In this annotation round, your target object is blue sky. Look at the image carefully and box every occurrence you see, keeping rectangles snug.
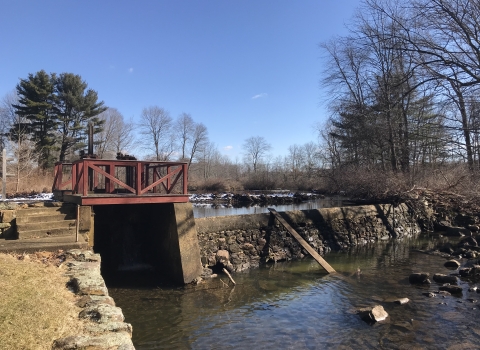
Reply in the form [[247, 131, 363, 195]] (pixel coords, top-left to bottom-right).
[[1, 0, 361, 159]]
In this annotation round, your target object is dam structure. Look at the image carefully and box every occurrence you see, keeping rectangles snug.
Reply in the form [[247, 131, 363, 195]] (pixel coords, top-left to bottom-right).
[[0, 156, 422, 285], [52, 158, 203, 284]]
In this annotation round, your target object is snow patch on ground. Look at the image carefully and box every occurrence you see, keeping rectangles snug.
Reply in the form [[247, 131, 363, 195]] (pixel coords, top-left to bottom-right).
[[0, 192, 54, 202]]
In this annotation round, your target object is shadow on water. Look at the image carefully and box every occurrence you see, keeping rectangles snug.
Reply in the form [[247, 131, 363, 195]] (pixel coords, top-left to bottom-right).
[[106, 236, 480, 349]]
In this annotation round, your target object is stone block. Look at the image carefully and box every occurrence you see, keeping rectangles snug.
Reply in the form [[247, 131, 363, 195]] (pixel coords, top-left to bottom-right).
[[79, 303, 125, 323], [69, 275, 109, 296], [52, 332, 134, 350], [0, 210, 15, 223], [78, 205, 92, 232]]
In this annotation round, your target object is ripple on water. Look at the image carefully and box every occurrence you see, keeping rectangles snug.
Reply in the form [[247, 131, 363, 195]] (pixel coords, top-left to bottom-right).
[[107, 239, 480, 349]]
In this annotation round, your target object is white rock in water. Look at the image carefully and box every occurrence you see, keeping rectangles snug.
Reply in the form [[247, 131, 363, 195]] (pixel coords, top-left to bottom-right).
[[358, 305, 389, 323], [394, 298, 410, 305]]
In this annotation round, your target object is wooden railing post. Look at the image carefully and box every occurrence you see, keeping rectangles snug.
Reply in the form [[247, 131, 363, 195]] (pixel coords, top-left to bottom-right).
[[136, 162, 142, 195], [53, 163, 63, 191], [183, 163, 188, 194], [166, 165, 171, 193], [83, 160, 88, 196]]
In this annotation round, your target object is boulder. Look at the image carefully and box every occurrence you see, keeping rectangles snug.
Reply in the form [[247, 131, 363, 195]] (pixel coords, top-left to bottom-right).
[[393, 298, 409, 305], [465, 251, 477, 259], [75, 295, 116, 308], [438, 243, 454, 254], [409, 272, 430, 284], [439, 285, 463, 294], [433, 273, 458, 285], [444, 260, 461, 268], [434, 221, 451, 231], [459, 268, 472, 277], [357, 305, 388, 323], [68, 275, 109, 296], [52, 333, 134, 350], [468, 225, 479, 232], [445, 227, 470, 237], [459, 236, 478, 247], [85, 322, 133, 336], [79, 303, 125, 323], [215, 250, 230, 264]]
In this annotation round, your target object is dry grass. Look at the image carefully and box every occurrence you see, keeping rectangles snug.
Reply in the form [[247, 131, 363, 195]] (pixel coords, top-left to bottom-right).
[[0, 252, 85, 350], [6, 173, 54, 196]]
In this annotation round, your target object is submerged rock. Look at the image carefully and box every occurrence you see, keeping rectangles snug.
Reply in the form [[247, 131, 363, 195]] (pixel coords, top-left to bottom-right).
[[439, 285, 463, 294], [394, 298, 409, 305], [357, 305, 389, 323], [433, 273, 458, 285], [445, 227, 470, 237], [409, 272, 431, 284], [444, 260, 461, 268]]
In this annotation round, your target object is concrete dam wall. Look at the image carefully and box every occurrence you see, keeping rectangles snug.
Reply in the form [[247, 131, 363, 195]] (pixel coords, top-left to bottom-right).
[[195, 204, 421, 272]]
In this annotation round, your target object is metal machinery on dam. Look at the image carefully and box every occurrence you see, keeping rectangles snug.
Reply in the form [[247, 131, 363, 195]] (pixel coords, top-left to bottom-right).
[[52, 157, 203, 284]]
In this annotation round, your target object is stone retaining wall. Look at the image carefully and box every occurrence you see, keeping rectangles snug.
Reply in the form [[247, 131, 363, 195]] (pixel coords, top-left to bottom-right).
[[52, 249, 135, 350], [196, 204, 421, 272]]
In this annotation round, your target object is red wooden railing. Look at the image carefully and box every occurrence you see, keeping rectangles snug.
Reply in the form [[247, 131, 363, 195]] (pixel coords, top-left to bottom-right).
[[53, 159, 188, 196]]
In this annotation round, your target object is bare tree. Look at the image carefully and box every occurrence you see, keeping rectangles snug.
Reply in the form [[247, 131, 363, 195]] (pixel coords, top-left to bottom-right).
[[369, 0, 480, 169], [8, 138, 40, 192], [174, 113, 195, 160], [139, 106, 172, 161], [1, 91, 39, 191], [0, 91, 19, 151], [242, 136, 272, 173], [96, 108, 135, 158], [287, 144, 305, 181], [173, 113, 209, 168], [187, 123, 208, 169]]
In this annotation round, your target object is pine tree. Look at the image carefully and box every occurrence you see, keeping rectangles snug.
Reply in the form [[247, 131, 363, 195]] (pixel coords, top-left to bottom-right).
[[12, 70, 58, 169]]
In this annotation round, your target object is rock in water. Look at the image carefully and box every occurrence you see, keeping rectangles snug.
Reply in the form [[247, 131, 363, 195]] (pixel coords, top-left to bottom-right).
[[394, 298, 410, 305], [433, 273, 458, 284], [444, 260, 461, 268], [409, 272, 430, 284], [439, 285, 463, 294], [358, 305, 389, 323], [445, 227, 470, 237]]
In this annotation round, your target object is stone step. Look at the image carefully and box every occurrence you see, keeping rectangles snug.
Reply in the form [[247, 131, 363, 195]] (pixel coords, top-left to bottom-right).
[[16, 213, 76, 224], [17, 226, 77, 239], [0, 235, 88, 253], [16, 205, 76, 218], [17, 219, 76, 232]]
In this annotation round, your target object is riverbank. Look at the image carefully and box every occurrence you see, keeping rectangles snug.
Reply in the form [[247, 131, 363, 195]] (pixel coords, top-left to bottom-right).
[[0, 251, 83, 349], [0, 250, 134, 350]]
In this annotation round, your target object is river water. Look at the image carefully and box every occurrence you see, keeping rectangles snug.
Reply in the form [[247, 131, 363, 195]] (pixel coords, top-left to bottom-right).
[[106, 236, 480, 349], [191, 196, 347, 218]]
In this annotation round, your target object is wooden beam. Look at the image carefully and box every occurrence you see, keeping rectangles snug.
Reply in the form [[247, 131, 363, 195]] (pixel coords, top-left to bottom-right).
[[65, 194, 190, 205], [268, 208, 336, 274]]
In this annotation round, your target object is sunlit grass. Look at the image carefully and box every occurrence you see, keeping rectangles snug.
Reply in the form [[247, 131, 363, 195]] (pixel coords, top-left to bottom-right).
[[0, 253, 85, 350]]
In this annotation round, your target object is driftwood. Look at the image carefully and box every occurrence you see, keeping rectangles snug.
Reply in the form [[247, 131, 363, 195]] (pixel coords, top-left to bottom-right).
[[222, 268, 236, 285]]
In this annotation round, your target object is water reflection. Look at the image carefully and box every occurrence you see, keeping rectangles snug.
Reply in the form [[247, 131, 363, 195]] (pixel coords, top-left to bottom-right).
[[107, 237, 480, 349], [192, 196, 347, 218]]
